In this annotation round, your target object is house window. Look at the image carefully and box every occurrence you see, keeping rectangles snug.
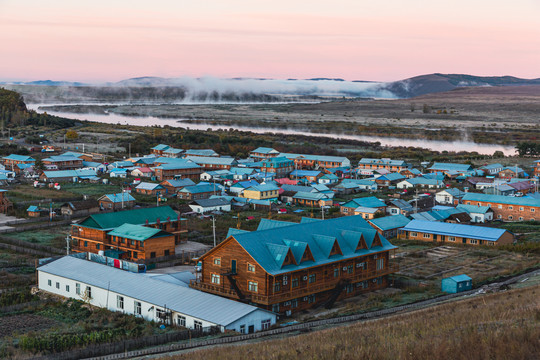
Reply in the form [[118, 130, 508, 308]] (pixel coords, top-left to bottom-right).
[[448, 236, 456, 242], [96, 244, 100, 250], [519, 217, 523, 221], [66, 285, 70, 292], [84, 241, 88, 247], [85, 286, 92, 299], [239, 324, 246, 334], [308, 294, 316, 304], [117, 295, 124, 309], [274, 282, 281, 292], [498, 205, 502, 209], [531, 208, 535, 212], [247, 264, 256, 272], [423, 233, 431, 239], [291, 299, 298, 308], [411, 232, 417, 237], [497, 214, 502, 219], [470, 239, 478, 245], [248, 281, 258, 292], [151, 252, 156, 258], [76, 283, 80, 295], [272, 304, 280, 313], [135, 301, 142, 315], [292, 278, 299, 288], [194, 320, 203, 331], [519, 207, 524, 211], [376, 258, 384, 270], [509, 206, 513, 210], [508, 215, 513, 220], [133, 252, 138, 259], [261, 319, 272, 330], [177, 315, 186, 327], [334, 268, 340, 278], [348, 265, 354, 274], [213, 258, 221, 266], [131, 240, 135, 245], [56, 282, 60, 289], [211, 274, 220, 285], [164, 250, 170, 256], [47, 279, 52, 286], [308, 274, 316, 283]]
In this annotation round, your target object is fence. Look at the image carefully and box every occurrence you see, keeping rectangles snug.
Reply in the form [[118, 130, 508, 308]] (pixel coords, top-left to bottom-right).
[[0, 235, 65, 256], [33, 327, 221, 360], [145, 249, 207, 269], [0, 218, 74, 234], [84, 268, 540, 360]]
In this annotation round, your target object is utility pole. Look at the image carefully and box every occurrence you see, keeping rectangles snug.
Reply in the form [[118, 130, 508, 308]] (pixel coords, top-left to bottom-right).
[[211, 215, 216, 247], [65, 234, 71, 255], [321, 205, 325, 220]]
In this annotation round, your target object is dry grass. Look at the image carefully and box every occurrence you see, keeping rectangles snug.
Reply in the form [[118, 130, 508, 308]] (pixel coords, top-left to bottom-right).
[[166, 285, 540, 360]]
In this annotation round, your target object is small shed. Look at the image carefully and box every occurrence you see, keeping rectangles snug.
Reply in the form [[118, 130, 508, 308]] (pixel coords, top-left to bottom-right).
[[441, 274, 472, 293], [27, 205, 43, 217]]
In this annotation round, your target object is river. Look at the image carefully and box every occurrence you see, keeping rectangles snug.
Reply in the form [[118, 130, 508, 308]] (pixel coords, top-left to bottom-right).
[[28, 104, 516, 156]]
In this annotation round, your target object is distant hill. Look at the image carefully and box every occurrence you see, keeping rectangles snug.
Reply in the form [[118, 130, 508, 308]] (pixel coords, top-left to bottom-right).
[[383, 73, 540, 98], [2, 73, 540, 101]]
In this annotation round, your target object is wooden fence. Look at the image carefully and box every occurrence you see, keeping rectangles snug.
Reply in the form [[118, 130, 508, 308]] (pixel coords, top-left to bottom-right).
[[0, 235, 65, 256], [33, 327, 221, 360]]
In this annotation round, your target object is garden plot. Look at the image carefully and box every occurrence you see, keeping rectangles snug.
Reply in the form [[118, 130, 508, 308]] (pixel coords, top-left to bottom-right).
[[395, 245, 540, 286]]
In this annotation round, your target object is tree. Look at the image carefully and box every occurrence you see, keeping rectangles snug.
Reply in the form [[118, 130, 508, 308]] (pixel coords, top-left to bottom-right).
[[66, 130, 79, 140], [410, 103, 416, 112], [493, 151, 504, 158], [422, 104, 431, 114]]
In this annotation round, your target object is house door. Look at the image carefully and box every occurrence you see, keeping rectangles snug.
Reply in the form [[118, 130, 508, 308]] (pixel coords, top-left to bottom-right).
[[433, 234, 437, 242], [248, 325, 255, 333], [231, 260, 237, 274]]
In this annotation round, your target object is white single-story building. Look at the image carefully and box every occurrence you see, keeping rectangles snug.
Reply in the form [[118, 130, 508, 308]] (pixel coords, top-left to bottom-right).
[[37, 256, 276, 333], [189, 198, 232, 213], [456, 204, 494, 223], [435, 188, 466, 205]]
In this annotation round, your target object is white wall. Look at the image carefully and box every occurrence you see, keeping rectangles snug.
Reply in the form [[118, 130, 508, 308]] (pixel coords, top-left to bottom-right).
[[38, 271, 218, 329]]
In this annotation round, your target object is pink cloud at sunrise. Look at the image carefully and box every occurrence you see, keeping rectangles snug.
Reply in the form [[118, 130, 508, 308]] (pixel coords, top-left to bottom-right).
[[0, 0, 539, 82]]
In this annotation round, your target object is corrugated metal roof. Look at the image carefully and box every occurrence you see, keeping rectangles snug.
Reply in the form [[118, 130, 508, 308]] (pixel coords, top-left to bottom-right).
[[456, 204, 492, 214], [251, 147, 279, 154], [108, 223, 167, 241], [369, 215, 411, 231], [429, 162, 473, 172], [152, 144, 170, 151], [38, 256, 271, 326], [179, 184, 218, 194], [279, 153, 349, 164], [101, 193, 136, 203], [444, 274, 472, 282], [43, 155, 82, 162], [293, 192, 330, 201], [78, 206, 179, 230], [161, 178, 195, 188], [185, 156, 236, 165], [226, 228, 251, 237], [462, 193, 540, 207], [43, 169, 97, 178], [184, 149, 219, 157], [257, 218, 295, 231], [231, 215, 397, 275], [3, 154, 35, 161], [136, 182, 164, 191], [401, 220, 508, 241], [343, 196, 386, 209]]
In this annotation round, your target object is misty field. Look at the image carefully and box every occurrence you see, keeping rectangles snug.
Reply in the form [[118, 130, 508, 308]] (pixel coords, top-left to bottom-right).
[[167, 285, 540, 360]]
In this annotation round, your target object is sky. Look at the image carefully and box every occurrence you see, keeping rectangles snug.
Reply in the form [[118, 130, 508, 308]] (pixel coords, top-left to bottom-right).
[[1, 0, 539, 83]]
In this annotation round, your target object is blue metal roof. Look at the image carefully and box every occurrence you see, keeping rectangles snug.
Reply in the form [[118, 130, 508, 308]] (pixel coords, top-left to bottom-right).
[[369, 215, 411, 231], [42, 155, 82, 162], [359, 158, 408, 166], [230, 215, 397, 276], [101, 193, 136, 203], [180, 184, 218, 194], [152, 144, 170, 151], [3, 154, 35, 162], [462, 193, 540, 207], [43, 169, 97, 178], [136, 182, 164, 191], [248, 183, 279, 192], [456, 204, 492, 214], [184, 149, 219, 157], [429, 162, 473, 172], [377, 173, 406, 181], [185, 156, 236, 166], [27, 205, 40, 212], [401, 220, 508, 242], [226, 228, 251, 238], [444, 274, 472, 283], [290, 170, 322, 177], [257, 218, 295, 231], [251, 147, 279, 154], [161, 178, 196, 187], [343, 196, 386, 209], [279, 153, 349, 164]]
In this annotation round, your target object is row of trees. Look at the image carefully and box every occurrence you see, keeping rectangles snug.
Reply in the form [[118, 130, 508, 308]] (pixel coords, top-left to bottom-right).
[[515, 142, 540, 156]]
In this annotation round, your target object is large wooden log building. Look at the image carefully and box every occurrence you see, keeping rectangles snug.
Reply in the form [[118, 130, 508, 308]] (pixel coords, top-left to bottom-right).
[[71, 206, 187, 262], [190, 216, 398, 315]]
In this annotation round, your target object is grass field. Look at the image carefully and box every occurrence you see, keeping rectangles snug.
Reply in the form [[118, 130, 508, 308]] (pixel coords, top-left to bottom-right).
[[167, 285, 540, 360]]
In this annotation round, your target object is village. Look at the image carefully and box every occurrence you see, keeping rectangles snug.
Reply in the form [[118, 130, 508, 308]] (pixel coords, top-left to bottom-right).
[[1, 140, 539, 357]]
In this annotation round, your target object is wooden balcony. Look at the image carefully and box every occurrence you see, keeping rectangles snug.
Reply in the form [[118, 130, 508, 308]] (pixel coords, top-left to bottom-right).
[[190, 264, 399, 306]]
